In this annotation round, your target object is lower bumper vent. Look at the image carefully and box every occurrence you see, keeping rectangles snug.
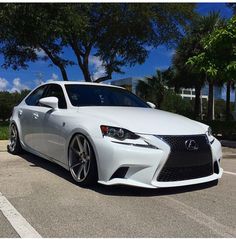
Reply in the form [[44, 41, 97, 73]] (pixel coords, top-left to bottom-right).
[[110, 167, 129, 180], [158, 163, 213, 181], [214, 161, 219, 174]]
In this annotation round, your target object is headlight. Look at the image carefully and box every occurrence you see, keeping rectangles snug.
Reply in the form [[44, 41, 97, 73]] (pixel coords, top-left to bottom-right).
[[207, 127, 213, 137], [207, 126, 215, 144], [100, 125, 140, 141]]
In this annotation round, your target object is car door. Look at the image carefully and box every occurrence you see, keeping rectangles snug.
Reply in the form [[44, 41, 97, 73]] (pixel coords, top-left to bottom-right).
[[19, 85, 48, 151], [39, 84, 68, 164]]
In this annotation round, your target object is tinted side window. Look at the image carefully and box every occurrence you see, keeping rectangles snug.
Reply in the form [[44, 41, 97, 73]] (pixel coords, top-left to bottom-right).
[[25, 85, 47, 106], [45, 84, 67, 109]]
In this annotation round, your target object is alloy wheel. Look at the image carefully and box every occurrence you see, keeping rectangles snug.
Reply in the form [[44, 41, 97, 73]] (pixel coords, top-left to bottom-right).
[[69, 134, 92, 182], [9, 124, 17, 152]]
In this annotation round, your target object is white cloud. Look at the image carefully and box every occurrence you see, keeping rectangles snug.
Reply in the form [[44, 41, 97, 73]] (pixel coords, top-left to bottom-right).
[[34, 79, 45, 86], [0, 78, 8, 91], [10, 78, 29, 92], [155, 65, 169, 71], [34, 48, 47, 58], [52, 73, 59, 81], [48, 73, 59, 81], [145, 45, 153, 51], [169, 49, 176, 57], [157, 45, 175, 58], [35, 73, 59, 85], [34, 72, 45, 86], [90, 56, 106, 81]]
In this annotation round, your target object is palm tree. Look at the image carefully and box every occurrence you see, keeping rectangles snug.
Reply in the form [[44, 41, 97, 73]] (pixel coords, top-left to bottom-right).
[[173, 37, 205, 120], [198, 12, 224, 120], [173, 11, 224, 120], [136, 70, 166, 109]]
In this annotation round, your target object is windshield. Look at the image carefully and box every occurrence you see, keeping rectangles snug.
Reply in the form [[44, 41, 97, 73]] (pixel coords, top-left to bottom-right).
[[65, 85, 150, 108]]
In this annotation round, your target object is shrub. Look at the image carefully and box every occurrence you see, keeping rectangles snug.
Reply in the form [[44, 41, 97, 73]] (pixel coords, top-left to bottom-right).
[[0, 121, 9, 140], [202, 120, 236, 140], [161, 89, 194, 118]]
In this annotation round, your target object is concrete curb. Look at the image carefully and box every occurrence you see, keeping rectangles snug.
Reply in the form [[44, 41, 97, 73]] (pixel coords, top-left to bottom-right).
[[220, 140, 236, 149], [0, 140, 8, 152]]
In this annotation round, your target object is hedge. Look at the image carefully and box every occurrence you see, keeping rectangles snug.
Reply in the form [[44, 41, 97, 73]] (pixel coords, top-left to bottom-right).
[[202, 120, 236, 140]]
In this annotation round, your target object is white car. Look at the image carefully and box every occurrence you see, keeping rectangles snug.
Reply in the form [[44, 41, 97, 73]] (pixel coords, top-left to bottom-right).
[[8, 81, 223, 188]]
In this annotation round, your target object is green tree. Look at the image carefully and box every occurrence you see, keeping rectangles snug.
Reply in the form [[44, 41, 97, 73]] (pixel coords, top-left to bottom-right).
[[0, 90, 30, 121], [172, 37, 205, 120], [204, 16, 236, 120], [0, 4, 72, 81], [0, 3, 196, 82], [188, 16, 236, 120], [186, 12, 224, 120], [172, 12, 224, 120], [0, 91, 12, 121], [161, 90, 193, 117]]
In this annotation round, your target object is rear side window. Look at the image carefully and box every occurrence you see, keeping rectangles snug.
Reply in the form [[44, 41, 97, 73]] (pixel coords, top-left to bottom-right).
[[25, 85, 47, 106]]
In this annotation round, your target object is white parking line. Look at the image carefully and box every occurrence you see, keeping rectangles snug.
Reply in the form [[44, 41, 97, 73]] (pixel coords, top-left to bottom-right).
[[165, 196, 236, 237], [0, 192, 41, 238], [224, 171, 236, 176]]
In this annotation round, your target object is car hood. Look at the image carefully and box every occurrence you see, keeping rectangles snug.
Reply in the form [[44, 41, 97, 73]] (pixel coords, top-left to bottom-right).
[[77, 107, 207, 135]]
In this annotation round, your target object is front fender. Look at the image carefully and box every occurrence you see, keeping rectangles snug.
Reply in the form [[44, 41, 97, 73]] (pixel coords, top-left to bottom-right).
[[65, 126, 102, 179]]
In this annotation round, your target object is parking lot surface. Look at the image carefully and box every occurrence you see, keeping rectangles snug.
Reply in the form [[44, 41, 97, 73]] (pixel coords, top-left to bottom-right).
[[0, 142, 236, 237]]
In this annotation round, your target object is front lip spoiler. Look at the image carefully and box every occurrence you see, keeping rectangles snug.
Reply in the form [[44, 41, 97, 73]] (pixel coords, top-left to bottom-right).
[[152, 168, 223, 188], [98, 168, 223, 189]]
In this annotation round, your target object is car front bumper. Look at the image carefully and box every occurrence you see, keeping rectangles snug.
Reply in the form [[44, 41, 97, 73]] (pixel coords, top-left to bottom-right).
[[93, 134, 223, 188]]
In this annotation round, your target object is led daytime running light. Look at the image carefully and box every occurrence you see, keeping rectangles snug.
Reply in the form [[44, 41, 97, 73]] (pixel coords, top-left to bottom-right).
[[100, 125, 140, 140]]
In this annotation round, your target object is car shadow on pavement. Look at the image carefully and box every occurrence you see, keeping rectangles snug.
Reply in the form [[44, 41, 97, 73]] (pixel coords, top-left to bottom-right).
[[20, 152, 218, 197], [20, 152, 75, 184]]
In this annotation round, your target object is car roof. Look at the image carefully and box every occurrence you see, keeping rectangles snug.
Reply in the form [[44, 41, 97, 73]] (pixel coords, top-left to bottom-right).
[[43, 80, 124, 90]]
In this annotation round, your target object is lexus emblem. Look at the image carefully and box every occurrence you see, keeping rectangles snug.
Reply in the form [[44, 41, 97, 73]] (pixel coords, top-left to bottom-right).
[[185, 139, 199, 151]]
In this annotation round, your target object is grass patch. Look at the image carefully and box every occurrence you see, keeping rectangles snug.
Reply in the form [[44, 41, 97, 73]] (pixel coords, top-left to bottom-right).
[[0, 121, 9, 140]]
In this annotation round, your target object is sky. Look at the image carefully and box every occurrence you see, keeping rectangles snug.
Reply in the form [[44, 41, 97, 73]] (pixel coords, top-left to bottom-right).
[[0, 3, 233, 93]]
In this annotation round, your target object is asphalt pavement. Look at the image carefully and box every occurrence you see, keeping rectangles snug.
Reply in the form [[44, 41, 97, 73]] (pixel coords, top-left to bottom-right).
[[0, 141, 236, 237]]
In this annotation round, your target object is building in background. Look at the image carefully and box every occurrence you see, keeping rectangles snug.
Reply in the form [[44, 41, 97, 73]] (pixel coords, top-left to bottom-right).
[[111, 77, 236, 120], [179, 88, 208, 101], [110, 77, 143, 95], [110, 77, 230, 101]]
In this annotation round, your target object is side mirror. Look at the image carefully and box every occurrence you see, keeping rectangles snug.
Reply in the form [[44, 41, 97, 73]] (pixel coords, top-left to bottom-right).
[[147, 101, 156, 109], [39, 97, 58, 109]]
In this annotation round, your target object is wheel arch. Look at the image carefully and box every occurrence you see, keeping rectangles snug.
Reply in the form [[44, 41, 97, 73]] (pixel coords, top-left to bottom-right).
[[66, 128, 101, 180], [10, 118, 26, 147]]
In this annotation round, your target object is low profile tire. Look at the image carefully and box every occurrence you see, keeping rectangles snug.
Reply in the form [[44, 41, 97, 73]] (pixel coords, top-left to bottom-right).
[[68, 133, 98, 186], [7, 123, 23, 155]]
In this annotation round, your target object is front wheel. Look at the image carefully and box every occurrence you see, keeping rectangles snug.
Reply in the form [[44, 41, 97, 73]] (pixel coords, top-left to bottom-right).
[[7, 124, 23, 155], [68, 133, 98, 186]]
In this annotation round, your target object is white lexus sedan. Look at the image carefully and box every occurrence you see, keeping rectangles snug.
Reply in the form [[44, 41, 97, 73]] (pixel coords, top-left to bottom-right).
[[8, 81, 223, 188]]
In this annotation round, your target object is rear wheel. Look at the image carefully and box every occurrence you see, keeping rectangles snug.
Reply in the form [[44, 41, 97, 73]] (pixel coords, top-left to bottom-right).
[[68, 133, 98, 186], [7, 124, 23, 155]]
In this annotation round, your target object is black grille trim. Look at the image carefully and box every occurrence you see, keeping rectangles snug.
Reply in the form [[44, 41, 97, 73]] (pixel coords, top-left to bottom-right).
[[214, 161, 219, 174], [156, 134, 213, 182]]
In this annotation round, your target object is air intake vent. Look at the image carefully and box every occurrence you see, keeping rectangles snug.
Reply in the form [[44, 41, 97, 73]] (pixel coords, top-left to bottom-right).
[[214, 161, 219, 174], [110, 167, 129, 180]]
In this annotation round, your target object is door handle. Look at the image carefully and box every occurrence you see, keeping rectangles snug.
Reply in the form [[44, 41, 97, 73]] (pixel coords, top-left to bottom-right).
[[33, 112, 39, 119]]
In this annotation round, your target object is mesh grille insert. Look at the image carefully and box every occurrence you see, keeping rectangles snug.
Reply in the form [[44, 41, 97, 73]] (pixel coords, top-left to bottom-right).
[[156, 134, 213, 182]]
